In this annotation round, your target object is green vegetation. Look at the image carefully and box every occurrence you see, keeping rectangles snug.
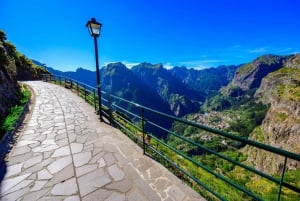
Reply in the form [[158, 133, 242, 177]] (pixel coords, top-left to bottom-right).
[[244, 168, 300, 200], [283, 169, 300, 189], [202, 93, 233, 111], [146, 137, 252, 201], [200, 149, 247, 172], [271, 67, 300, 102], [250, 126, 265, 143], [179, 99, 269, 143], [226, 101, 269, 137], [0, 84, 31, 139], [237, 63, 254, 74], [277, 112, 288, 121]]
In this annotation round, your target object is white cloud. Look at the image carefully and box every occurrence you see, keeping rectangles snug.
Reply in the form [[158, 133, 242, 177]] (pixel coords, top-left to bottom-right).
[[121, 61, 140, 69], [163, 62, 174, 69], [177, 59, 227, 69], [276, 48, 292, 53], [249, 47, 268, 53]]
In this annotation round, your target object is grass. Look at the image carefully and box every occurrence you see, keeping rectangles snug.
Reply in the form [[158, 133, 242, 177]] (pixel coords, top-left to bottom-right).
[[277, 112, 288, 121], [1, 105, 24, 132], [250, 126, 265, 143], [0, 84, 31, 140]]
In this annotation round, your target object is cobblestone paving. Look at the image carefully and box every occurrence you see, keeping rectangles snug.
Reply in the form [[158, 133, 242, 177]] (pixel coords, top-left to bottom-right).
[[0, 81, 205, 201]]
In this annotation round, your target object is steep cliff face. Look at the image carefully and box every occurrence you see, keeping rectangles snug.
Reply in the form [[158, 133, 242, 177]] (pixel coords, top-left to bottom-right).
[[224, 55, 290, 96], [246, 54, 300, 174]]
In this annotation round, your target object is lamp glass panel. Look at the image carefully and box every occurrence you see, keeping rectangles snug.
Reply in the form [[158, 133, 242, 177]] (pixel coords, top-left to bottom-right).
[[88, 23, 101, 36]]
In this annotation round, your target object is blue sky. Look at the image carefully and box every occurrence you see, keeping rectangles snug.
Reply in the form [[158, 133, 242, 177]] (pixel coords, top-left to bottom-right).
[[1, 0, 299, 71]]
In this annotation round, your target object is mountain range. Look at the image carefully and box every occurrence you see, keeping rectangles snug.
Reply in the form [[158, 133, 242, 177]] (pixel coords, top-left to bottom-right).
[[34, 54, 300, 174], [37, 61, 238, 117]]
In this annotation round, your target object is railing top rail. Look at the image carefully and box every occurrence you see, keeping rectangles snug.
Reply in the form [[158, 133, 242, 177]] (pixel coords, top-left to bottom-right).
[[45, 74, 96, 91]]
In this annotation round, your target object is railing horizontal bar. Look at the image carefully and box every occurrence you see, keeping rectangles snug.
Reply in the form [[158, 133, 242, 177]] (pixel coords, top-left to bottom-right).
[[53, 75, 96, 91], [114, 112, 140, 131], [101, 110, 109, 119], [147, 145, 227, 201], [112, 104, 141, 120], [149, 133, 263, 201], [102, 98, 108, 103], [146, 120, 286, 188]]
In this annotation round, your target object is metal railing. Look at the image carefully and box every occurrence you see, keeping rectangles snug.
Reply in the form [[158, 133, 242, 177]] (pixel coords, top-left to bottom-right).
[[42, 74, 300, 201]]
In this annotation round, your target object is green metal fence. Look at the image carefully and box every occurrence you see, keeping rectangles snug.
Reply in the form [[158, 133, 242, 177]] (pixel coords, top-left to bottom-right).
[[43, 74, 300, 201]]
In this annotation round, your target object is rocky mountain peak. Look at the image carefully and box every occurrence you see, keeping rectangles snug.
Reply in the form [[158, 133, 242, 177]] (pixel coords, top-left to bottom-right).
[[224, 54, 290, 96]]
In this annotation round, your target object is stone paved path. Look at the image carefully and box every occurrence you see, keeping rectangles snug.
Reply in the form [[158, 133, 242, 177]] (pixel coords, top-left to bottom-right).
[[0, 81, 205, 201]]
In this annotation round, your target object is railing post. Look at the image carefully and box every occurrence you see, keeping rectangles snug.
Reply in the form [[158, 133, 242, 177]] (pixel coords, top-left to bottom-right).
[[77, 82, 79, 95], [84, 86, 87, 101], [141, 107, 146, 155], [64, 78, 67, 87], [70, 80, 73, 90], [108, 93, 113, 125], [93, 90, 96, 111], [278, 156, 288, 201]]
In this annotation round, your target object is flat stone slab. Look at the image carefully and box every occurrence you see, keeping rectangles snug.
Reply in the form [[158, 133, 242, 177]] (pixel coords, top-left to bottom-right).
[[0, 81, 205, 201]]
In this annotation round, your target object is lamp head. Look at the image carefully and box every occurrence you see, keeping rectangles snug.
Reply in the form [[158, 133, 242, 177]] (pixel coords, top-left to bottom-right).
[[86, 18, 102, 37]]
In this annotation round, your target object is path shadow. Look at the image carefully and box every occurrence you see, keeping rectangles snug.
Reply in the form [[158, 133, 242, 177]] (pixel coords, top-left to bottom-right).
[[0, 144, 7, 186]]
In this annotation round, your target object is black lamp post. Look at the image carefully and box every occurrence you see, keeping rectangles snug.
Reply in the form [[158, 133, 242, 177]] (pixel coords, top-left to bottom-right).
[[86, 18, 103, 121]]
